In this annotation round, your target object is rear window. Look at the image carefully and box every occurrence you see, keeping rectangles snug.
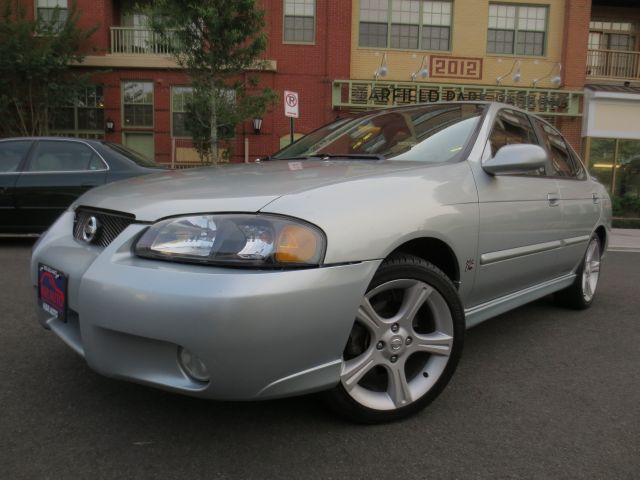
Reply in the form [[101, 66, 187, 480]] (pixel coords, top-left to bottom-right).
[[0, 141, 31, 172], [103, 142, 161, 168]]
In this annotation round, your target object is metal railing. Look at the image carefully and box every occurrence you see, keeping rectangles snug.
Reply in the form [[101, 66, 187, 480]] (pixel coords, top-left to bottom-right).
[[110, 27, 179, 55], [587, 48, 640, 81]]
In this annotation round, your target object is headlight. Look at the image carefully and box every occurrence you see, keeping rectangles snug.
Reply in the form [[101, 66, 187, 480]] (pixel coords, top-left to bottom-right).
[[134, 214, 326, 267]]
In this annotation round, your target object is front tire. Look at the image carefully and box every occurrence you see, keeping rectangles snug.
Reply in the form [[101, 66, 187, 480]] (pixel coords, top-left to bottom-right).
[[325, 254, 465, 423]]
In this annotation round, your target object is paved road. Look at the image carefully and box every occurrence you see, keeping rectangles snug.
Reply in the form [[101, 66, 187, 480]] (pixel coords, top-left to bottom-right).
[[1, 239, 638, 479]]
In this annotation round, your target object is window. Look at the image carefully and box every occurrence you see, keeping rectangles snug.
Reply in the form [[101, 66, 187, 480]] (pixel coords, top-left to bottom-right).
[[422, 1, 452, 51], [284, 0, 315, 43], [271, 103, 486, 163], [391, 1, 420, 49], [589, 21, 637, 51], [0, 141, 31, 173], [172, 86, 193, 138], [488, 109, 538, 158], [26, 141, 105, 172], [487, 4, 547, 56], [533, 120, 585, 179], [360, 0, 389, 47], [122, 81, 154, 128], [588, 138, 640, 196], [37, 0, 68, 31], [359, 0, 452, 51], [50, 86, 105, 139]]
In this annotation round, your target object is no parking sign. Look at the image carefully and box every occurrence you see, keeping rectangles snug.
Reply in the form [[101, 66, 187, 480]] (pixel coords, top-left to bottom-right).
[[284, 90, 299, 118]]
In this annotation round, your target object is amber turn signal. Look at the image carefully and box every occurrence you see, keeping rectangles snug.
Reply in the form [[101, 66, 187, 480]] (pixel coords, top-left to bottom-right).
[[275, 225, 319, 263]]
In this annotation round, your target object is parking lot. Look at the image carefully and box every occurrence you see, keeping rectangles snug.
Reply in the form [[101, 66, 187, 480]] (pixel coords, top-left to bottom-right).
[[1, 238, 638, 479]]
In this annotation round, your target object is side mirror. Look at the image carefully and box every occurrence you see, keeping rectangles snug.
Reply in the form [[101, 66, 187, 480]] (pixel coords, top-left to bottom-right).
[[482, 144, 548, 176]]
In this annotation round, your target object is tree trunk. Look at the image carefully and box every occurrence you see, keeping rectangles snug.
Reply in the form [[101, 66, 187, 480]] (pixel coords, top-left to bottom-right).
[[209, 82, 218, 164]]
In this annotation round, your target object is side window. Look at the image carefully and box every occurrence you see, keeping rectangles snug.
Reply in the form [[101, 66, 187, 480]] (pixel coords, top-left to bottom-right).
[[488, 109, 538, 157], [26, 141, 105, 172], [535, 121, 584, 179], [0, 141, 31, 173]]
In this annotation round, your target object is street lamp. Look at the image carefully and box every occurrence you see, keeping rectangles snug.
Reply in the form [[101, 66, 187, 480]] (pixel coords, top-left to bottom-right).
[[410, 55, 430, 81], [373, 53, 389, 81], [252, 117, 263, 135], [532, 62, 562, 88], [496, 60, 521, 85], [105, 118, 115, 133]]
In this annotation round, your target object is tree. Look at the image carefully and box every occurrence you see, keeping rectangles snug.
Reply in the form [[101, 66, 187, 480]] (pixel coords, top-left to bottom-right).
[[0, 0, 96, 136], [150, 0, 277, 163]]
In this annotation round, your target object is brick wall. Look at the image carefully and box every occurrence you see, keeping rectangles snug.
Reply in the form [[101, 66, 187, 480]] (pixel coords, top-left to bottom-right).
[[65, 0, 352, 164], [561, 0, 592, 89]]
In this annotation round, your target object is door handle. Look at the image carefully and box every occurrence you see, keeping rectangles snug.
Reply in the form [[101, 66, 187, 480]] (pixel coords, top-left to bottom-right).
[[592, 193, 600, 204], [547, 193, 560, 207]]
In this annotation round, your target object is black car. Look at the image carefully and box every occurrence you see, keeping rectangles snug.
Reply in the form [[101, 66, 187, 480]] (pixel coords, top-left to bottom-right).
[[0, 137, 164, 234]]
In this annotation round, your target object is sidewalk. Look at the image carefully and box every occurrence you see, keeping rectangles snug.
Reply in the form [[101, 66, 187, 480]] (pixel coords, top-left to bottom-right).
[[609, 228, 640, 253]]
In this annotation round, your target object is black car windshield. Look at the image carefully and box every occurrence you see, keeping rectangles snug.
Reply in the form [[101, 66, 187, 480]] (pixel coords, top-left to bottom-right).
[[103, 142, 161, 168], [271, 103, 486, 163]]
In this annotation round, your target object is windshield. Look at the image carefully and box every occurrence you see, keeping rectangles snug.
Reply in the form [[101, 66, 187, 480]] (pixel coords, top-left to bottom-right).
[[272, 103, 486, 163], [103, 142, 162, 168]]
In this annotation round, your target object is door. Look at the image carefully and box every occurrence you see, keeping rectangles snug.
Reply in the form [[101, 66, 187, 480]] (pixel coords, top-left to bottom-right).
[[123, 132, 154, 161], [532, 119, 599, 274], [0, 140, 33, 233], [14, 140, 107, 233], [468, 109, 564, 306]]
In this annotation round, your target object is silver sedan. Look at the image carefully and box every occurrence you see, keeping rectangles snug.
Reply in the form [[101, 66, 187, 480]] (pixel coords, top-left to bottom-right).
[[31, 102, 611, 423]]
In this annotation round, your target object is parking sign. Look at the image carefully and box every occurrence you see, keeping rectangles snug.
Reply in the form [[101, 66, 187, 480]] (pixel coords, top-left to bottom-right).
[[284, 90, 299, 118]]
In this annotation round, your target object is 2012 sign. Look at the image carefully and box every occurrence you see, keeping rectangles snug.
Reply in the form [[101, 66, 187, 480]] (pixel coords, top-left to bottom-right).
[[430, 56, 483, 80]]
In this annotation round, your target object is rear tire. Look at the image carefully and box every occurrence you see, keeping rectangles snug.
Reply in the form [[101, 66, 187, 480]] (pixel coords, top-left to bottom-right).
[[555, 235, 602, 310], [325, 254, 465, 424]]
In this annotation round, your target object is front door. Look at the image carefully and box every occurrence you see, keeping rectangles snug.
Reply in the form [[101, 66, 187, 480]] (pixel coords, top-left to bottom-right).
[[468, 108, 564, 306], [123, 132, 154, 161]]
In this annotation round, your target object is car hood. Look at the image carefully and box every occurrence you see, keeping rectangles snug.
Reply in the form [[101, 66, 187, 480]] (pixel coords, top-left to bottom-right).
[[74, 160, 422, 221]]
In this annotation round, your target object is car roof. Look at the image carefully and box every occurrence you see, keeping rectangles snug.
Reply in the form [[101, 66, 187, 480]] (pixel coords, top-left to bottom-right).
[[0, 136, 103, 146]]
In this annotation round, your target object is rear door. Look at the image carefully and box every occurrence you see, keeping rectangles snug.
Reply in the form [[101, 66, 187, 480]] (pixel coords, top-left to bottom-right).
[[469, 108, 563, 306], [14, 139, 107, 232], [0, 140, 33, 233], [532, 119, 598, 274]]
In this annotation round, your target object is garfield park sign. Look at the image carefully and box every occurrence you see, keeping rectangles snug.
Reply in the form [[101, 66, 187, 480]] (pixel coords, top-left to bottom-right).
[[331, 80, 583, 117]]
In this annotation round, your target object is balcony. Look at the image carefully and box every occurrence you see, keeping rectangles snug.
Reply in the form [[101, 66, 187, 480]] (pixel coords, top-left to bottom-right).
[[109, 26, 179, 55], [587, 49, 640, 81]]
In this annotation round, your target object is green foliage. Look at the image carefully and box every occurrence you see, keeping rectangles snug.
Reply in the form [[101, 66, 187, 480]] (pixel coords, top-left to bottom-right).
[[0, 0, 96, 136], [149, 0, 277, 162], [612, 193, 640, 218], [612, 218, 640, 229]]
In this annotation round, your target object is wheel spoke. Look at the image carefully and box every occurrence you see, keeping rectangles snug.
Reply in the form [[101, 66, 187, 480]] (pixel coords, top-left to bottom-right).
[[386, 362, 412, 408], [590, 261, 600, 274], [341, 348, 377, 391], [356, 297, 384, 332], [397, 282, 432, 327], [413, 331, 453, 356]]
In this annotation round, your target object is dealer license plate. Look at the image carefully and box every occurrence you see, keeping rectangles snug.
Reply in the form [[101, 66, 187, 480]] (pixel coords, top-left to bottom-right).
[[38, 264, 68, 322]]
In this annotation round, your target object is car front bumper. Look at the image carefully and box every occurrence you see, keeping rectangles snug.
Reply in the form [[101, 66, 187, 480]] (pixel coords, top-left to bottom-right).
[[31, 211, 381, 400]]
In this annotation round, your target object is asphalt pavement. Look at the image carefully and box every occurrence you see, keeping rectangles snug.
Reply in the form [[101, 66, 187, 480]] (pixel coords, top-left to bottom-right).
[[1, 238, 638, 479]]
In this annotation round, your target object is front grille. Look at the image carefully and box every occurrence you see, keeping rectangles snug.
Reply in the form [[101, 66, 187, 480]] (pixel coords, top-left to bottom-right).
[[73, 208, 136, 248]]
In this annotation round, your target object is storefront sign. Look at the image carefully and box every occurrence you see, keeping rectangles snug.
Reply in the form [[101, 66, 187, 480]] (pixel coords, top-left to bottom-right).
[[332, 80, 583, 117]]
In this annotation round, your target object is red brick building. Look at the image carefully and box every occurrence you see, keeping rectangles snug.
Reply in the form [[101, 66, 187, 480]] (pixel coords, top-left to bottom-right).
[[28, 0, 352, 164]]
